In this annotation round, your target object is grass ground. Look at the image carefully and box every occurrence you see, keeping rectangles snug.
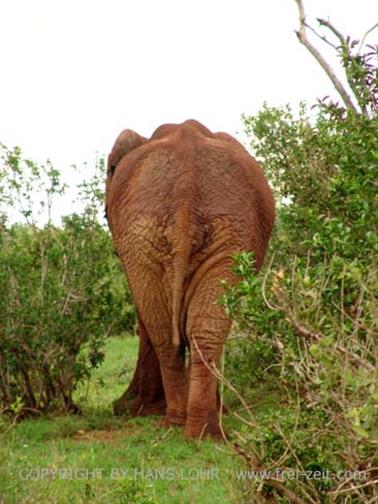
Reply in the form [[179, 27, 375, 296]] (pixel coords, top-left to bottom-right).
[[0, 336, 256, 504]]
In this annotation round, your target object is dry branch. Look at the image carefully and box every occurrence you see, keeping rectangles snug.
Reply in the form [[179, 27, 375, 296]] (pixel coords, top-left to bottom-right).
[[317, 18, 346, 46], [358, 22, 378, 53], [278, 291, 375, 372], [294, 0, 359, 114]]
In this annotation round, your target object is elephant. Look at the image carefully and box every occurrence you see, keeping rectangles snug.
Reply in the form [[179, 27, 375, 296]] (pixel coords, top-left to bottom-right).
[[113, 310, 166, 417], [105, 119, 275, 439]]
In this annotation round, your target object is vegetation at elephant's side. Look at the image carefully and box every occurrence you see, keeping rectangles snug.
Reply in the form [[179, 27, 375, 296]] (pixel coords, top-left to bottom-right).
[[221, 18, 378, 504], [0, 146, 135, 416]]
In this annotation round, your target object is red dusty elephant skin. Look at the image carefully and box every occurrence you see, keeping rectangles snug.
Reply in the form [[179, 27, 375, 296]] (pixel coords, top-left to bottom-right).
[[106, 120, 275, 439]]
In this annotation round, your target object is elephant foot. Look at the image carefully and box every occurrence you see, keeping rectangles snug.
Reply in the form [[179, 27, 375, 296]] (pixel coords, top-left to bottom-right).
[[184, 423, 225, 440], [113, 392, 135, 416], [139, 399, 166, 416], [184, 411, 226, 441], [161, 409, 186, 428], [113, 393, 166, 417]]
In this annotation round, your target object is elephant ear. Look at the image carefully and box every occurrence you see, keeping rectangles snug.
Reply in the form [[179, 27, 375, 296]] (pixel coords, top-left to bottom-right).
[[107, 129, 148, 176], [105, 129, 148, 222]]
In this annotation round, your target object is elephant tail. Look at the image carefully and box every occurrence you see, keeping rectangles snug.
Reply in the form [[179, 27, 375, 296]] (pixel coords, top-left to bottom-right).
[[171, 202, 193, 347], [172, 255, 188, 347]]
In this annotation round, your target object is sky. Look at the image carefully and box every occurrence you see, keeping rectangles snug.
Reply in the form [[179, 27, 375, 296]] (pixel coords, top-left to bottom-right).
[[0, 0, 376, 209]]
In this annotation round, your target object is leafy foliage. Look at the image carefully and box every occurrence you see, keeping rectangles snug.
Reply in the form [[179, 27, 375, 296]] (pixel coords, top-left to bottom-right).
[[223, 32, 378, 503], [0, 146, 135, 416]]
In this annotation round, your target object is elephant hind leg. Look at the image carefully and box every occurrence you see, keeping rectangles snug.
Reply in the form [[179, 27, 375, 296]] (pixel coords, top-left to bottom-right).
[[113, 315, 166, 417], [153, 337, 188, 427], [184, 265, 233, 440], [126, 271, 188, 427]]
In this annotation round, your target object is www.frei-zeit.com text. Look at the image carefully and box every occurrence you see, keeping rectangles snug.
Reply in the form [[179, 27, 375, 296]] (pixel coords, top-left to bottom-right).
[[17, 467, 369, 481]]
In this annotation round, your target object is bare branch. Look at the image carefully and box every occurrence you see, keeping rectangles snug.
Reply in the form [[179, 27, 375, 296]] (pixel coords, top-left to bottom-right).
[[272, 281, 376, 372], [305, 22, 338, 50], [358, 22, 378, 53], [284, 306, 375, 372], [262, 253, 279, 311], [261, 478, 309, 504], [316, 18, 376, 119], [234, 444, 311, 504], [331, 478, 378, 497], [294, 0, 359, 114], [317, 18, 346, 47]]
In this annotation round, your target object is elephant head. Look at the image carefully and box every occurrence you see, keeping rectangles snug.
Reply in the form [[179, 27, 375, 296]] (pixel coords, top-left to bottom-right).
[[105, 129, 147, 221]]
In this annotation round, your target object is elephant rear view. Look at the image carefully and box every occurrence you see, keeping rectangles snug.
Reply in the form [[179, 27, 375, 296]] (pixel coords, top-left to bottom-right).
[[106, 119, 275, 439]]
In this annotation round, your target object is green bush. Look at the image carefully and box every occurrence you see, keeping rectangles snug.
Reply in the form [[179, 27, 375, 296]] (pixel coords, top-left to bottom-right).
[[0, 146, 135, 416], [223, 35, 378, 503]]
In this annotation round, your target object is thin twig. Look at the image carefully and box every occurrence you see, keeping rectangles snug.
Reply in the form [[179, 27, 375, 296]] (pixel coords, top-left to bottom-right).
[[234, 443, 308, 504], [218, 349, 227, 441], [261, 478, 307, 504], [262, 253, 278, 311], [331, 478, 378, 496], [274, 281, 375, 372], [358, 22, 378, 53], [317, 18, 346, 46], [191, 334, 258, 429], [275, 425, 321, 504], [305, 21, 338, 50], [269, 378, 301, 472]]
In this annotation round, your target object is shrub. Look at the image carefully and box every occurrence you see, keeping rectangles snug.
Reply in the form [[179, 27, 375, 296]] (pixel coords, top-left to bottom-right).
[[222, 23, 378, 504], [0, 146, 134, 416]]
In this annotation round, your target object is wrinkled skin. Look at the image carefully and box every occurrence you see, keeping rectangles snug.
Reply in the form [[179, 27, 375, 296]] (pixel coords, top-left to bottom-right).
[[106, 120, 275, 439], [113, 311, 166, 417]]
